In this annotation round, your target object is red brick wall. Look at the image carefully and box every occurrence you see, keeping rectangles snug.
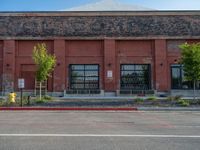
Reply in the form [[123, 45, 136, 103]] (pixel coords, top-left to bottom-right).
[[2, 39, 199, 93], [66, 40, 104, 89], [15, 40, 54, 91], [116, 40, 154, 90], [0, 41, 3, 91], [167, 39, 200, 89]]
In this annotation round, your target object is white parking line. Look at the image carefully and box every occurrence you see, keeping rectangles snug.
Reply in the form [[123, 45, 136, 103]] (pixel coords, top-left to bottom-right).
[[0, 134, 200, 138]]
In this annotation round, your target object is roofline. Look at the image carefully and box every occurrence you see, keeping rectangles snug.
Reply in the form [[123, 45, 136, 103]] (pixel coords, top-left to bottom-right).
[[0, 10, 200, 16]]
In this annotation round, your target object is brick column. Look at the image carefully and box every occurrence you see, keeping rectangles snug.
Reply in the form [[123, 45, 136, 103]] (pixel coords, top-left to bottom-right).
[[3, 40, 16, 91], [154, 39, 169, 92], [104, 39, 116, 92], [53, 40, 66, 92]]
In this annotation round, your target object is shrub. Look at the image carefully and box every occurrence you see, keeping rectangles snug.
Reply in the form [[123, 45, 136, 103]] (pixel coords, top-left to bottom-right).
[[147, 96, 157, 101], [174, 95, 182, 101], [197, 99, 200, 105], [35, 99, 45, 104], [34, 96, 52, 104], [0, 100, 8, 107], [43, 95, 52, 100], [167, 96, 174, 101], [134, 98, 144, 103], [167, 95, 182, 102], [177, 99, 190, 107], [15, 96, 30, 106]]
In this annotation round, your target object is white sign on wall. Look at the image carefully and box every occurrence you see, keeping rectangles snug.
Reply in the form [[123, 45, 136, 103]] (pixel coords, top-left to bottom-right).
[[18, 78, 25, 89], [107, 70, 113, 78]]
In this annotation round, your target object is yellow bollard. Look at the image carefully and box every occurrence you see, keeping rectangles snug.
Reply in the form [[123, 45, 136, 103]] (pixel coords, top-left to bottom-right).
[[8, 92, 16, 103]]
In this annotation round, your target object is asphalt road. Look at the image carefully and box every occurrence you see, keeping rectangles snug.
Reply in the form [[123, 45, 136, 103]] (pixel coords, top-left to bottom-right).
[[0, 111, 200, 150]]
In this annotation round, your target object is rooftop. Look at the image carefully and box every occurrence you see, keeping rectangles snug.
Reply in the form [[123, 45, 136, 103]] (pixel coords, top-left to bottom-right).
[[63, 0, 154, 11]]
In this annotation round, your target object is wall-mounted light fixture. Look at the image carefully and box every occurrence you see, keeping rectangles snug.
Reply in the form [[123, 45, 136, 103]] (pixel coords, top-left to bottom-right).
[[107, 63, 112, 67]]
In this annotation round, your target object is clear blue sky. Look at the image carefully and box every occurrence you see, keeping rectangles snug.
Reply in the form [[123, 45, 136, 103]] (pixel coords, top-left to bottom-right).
[[1, 0, 200, 11]]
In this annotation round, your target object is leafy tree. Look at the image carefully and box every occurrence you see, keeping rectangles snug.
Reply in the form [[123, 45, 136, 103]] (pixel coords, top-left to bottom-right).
[[32, 43, 56, 100], [179, 42, 200, 100]]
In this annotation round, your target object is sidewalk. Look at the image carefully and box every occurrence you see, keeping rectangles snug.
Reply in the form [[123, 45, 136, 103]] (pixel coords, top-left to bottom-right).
[[138, 107, 200, 111]]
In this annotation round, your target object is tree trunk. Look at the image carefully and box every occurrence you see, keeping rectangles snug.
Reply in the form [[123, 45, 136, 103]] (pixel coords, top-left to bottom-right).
[[193, 80, 196, 100], [40, 82, 42, 100]]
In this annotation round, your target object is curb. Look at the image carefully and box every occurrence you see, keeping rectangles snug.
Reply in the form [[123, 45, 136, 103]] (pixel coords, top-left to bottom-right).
[[137, 107, 200, 111], [0, 107, 138, 111]]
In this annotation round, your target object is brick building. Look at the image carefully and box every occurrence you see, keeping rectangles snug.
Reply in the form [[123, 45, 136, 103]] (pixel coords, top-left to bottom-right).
[[0, 11, 200, 96]]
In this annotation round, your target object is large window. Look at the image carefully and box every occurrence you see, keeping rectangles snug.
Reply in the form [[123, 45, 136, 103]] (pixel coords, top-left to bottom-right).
[[120, 64, 151, 90], [69, 64, 99, 89], [171, 64, 200, 89]]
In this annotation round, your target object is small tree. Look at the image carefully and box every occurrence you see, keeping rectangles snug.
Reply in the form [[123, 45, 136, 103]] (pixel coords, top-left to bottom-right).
[[179, 42, 200, 100], [32, 43, 56, 100]]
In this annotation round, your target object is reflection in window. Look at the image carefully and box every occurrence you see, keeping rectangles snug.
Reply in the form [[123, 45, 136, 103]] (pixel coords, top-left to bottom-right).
[[171, 64, 200, 89], [120, 64, 151, 90], [69, 64, 99, 89]]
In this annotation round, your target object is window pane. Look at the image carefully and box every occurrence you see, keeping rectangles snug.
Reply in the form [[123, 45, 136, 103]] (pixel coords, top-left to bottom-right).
[[121, 71, 134, 76], [135, 65, 143, 70], [85, 65, 98, 70], [71, 77, 84, 83], [85, 77, 98, 82], [71, 65, 84, 70], [71, 84, 84, 89], [171, 66, 181, 89], [122, 65, 135, 70], [71, 71, 84, 76], [85, 71, 98, 77], [85, 84, 98, 89]]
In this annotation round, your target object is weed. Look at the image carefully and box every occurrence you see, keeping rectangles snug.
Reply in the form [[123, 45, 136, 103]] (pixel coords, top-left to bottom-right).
[[43, 95, 52, 101], [134, 98, 144, 103], [177, 99, 190, 107], [35, 99, 45, 104], [174, 95, 182, 101], [147, 96, 157, 101]]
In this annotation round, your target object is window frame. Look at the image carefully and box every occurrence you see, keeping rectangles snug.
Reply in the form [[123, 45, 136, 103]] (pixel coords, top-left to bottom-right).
[[120, 64, 151, 90], [69, 64, 100, 90]]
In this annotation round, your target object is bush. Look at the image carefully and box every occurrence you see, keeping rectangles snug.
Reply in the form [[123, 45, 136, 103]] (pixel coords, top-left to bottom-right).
[[167, 96, 174, 101], [147, 96, 157, 101], [35, 99, 45, 104], [43, 95, 52, 100], [0, 100, 8, 107], [15, 96, 31, 106], [167, 95, 182, 102], [177, 99, 190, 107], [34, 96, 52, 104], [174, 95, 182, 101], [134, 98, 144, 103]]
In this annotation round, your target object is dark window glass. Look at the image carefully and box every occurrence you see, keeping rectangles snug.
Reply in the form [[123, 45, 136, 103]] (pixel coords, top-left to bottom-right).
[[120, 64, 151, 90], [69, 64, 99, 89], [171, 64, 200, 89]]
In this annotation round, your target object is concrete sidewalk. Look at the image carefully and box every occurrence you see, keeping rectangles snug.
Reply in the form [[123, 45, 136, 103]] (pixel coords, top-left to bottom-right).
[[138, 107, 200, 111]]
